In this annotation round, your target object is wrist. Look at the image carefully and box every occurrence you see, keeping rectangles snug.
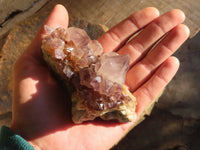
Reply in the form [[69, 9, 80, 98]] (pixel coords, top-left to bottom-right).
[[0, 126, 35, 150]]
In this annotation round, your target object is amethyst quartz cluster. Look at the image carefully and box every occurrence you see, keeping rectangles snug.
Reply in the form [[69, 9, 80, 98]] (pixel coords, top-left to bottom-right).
[[41, 25, 137, 124]]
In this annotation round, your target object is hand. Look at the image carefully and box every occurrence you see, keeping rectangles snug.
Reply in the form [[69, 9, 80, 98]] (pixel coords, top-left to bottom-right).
[[11, 4, 189, 150]]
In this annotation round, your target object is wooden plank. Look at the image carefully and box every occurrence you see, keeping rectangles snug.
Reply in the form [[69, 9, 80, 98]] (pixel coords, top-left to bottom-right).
[[41, 0, 200, 37], [0, 0, 49, 37]]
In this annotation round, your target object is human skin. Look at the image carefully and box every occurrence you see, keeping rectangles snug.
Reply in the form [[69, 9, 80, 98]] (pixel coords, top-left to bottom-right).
[[10, 4, 189, 150]]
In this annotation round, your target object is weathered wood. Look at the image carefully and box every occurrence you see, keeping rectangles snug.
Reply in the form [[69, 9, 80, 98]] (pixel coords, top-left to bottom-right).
[[0, 0, 49, 37], [43, 0, 200, 37], [0, 0, 200, 38]]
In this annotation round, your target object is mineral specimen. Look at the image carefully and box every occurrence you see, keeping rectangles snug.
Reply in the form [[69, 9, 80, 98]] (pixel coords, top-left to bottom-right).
[[42, 25, 137, 124]]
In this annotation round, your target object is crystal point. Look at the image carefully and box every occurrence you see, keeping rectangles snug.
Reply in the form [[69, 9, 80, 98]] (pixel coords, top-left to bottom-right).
[[44, 25, 54, 35], [66, 27, 90, 47], [96, 53, 129, 85]]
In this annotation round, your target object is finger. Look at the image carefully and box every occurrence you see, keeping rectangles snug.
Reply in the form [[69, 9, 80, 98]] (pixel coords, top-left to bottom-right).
[[118, 9, 185, 66], [25, 4, 69, 58], [133, 57, 180, 116], [98, 7, 159, 52], [126, 24, 190, 92]]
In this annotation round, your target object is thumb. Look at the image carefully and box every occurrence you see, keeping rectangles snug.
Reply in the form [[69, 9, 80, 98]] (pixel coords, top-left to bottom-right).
[[25, 4, 69, 59]]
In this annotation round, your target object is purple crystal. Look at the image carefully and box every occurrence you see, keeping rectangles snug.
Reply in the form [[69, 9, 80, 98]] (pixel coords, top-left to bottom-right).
[[88, 40, 103, 56], [63, 66, 74, 78], [71, 48, 84, 58], [51, 27, 66, 40], [90, 76, 101, 91], [42, 26, 136, 124], [79, 68, 92, 87], [105, 80, 113, 93], [66, 27, 90, 47], [95, 52, 129, 85], [44, 25, 54, 35]]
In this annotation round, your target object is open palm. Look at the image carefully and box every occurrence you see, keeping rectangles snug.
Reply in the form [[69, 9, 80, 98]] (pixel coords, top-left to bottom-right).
[[11, 5, 189, 150]]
